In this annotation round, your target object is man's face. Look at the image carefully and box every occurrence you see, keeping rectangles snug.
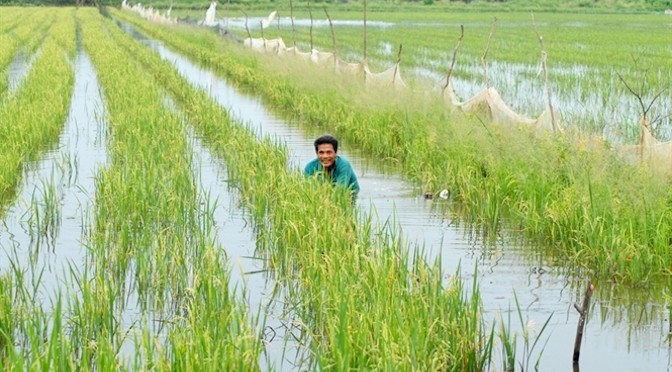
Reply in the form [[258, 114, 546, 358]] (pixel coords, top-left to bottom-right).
[[316, 143, 337, 168]]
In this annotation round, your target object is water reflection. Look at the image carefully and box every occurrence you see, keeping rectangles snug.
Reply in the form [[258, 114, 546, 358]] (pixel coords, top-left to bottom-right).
[[121, 23, 671, 372], [6, 49, 39, 94]]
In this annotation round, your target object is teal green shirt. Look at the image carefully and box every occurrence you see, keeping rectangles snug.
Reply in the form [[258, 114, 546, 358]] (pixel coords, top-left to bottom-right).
[[304, 156, 360, 193]]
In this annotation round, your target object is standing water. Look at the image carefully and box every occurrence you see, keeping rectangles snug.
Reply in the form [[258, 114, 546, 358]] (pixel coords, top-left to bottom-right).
[[185, 123, 307, 370], [6, 50, 40, 94], [0, 49, 109, 305], [122, 24, 671, 372]]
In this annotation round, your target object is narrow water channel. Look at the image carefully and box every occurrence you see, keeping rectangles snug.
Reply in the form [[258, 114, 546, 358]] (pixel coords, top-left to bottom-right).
[[186, 124, 308, 371], [143, 70, 306, 368], [6, 49, 39, 94], [123, 24, 670, 372]]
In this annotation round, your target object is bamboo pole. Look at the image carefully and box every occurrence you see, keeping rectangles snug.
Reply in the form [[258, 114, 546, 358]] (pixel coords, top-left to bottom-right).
[[392, 44, 402, 86], [323, 6, 336, 53], [308, 3, 314, 51], [323, 6, 336, 72], [242, 10, 252, 48]]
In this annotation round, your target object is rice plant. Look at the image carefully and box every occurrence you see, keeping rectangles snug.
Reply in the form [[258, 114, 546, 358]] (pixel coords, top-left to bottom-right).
[[111, 7, 672, 286]]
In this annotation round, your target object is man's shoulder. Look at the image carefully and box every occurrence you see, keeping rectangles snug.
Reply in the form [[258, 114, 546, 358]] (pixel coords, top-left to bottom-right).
[[336, 156, 353, 168], [335, 156, 357, 179]]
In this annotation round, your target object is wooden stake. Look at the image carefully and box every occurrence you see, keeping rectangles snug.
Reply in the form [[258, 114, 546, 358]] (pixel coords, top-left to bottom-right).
[[532, 13, 559, 134], [290, 0, 296, 46], [442, 25, 464, 97], [573, 282, 595, 364], [324, 6, 336, 53], [242, 10, 252, 48], [323, 6, 336, 71], [308, 2, 314, 51], [363, 0, 368, 61], [392, 44, 402, 86], [481, 17, 497, 89]]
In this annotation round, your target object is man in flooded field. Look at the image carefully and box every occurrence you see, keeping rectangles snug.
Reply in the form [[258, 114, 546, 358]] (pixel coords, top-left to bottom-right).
[[304, 134, 360, 198]]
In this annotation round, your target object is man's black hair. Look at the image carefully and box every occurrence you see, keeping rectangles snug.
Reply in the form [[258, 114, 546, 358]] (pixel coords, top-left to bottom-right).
[[314, 134, 339, 152]]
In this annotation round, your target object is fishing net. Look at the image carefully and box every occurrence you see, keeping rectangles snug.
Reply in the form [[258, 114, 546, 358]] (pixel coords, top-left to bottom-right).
[[617, 120, 672, 175], [442, 82, 559, 134], [335, 57, 366, 76], [119, 4, 669, 175], [243, 37, 286, 53], [122, 1, 176, 25], [204, 1, 217, 27], [278, 46, 312, 60], [365, 62, 406, 91], [310, 50, 335, 65]]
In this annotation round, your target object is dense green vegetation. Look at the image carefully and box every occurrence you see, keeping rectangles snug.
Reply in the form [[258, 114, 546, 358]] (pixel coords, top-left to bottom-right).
[[0, 3, 669, 370], [1, 0, 671, 12], [104, 7, 499, 369], [109, 6, 672, 286], [0, 8, 72, 212], [1, 6, 512, 370]]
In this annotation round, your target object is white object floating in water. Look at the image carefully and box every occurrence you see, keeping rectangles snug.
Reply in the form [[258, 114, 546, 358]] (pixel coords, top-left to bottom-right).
[[439, 189, 450, 199]]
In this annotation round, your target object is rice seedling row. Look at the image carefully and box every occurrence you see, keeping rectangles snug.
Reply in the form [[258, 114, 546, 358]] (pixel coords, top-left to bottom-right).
[[0, 9, 83, 370], [0, 7, 27, 33], [107, 11, 500, 370], [0, 34, 20, 94], [0, 9, 75, 215], [112, 7, 672, 286], [2, 7, 58, 59], [112, 24, 312, 369], [0, 9, 59, 100], [1, 7, 262, 370], [77, 8, 261, 369]]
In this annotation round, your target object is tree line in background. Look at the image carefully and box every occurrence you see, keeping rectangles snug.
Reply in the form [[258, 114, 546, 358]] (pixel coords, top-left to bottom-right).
[[0, 0, 671, 9], [0, 0, 100, 5]]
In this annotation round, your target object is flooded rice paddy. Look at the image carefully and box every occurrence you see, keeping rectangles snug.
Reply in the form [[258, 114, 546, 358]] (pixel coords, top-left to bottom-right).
[[121, 25, 670, 371], [6, 50, 39, 94], [0, 49, 108, 304], [0, 15, 670, 371], [221, 15, 672, 143]]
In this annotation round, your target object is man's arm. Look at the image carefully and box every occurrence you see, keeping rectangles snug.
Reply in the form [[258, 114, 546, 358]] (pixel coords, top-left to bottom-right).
[[334, 158, 359, 192]]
